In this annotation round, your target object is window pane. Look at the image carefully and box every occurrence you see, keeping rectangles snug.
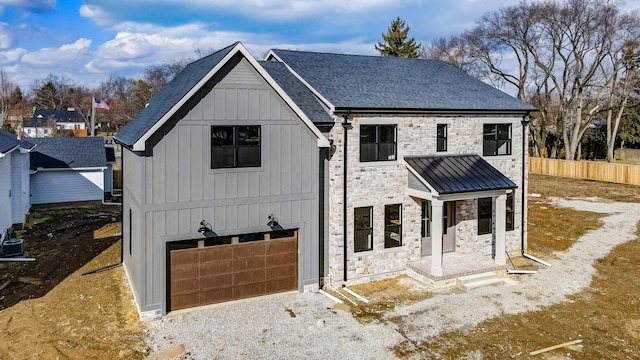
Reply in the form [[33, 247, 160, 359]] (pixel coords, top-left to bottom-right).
[[239, 232, 265, 243], [360, 125, 377, 144], [211, 127, 234, 146], [237, 147, 260, 167], [478, 197, 492, 235], [379, 125, 396, 143], [211, 147, 236, 168], [354, 229, 372, 252], [421, 200, 431, 237], [354, 207, 372, 252], [379, 143, 396, 160], [497, 139, 511, 155], [483, 124, 496, 140], [437, 124, 447, 152], [385, 204, 402, 248], [204, 236, 232, 246], [360, 143, 378, 162], [270, 229, 296, 239], [483, 140, 496, 156], [498, 124, 511, 140], [506, 212, 514, 231], [238, 126, 260, 145]]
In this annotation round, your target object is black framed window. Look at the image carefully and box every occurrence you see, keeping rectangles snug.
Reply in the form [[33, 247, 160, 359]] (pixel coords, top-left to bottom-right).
[[384, 204, 402, 248], [421, 200, 431, 237], [211, 125, 261, 168], [478, 197, 493, 235], [437, 124, 447, 152], [506, 192, 515, 231], [483, 124, 512, 156], [360, 125, 397, 162], [354, 207, 373, 252]]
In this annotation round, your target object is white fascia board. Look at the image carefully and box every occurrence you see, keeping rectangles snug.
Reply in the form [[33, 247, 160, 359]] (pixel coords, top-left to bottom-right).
[[247, 48, 329, 147], [34, 166, 107, 172], [0, 145, 19, 158], [264, 50, 336, 114], [438, 189, 511, 202]]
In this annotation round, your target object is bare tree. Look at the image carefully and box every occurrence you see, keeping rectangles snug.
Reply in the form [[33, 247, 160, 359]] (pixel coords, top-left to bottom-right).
[[423, 36, 488, 79]]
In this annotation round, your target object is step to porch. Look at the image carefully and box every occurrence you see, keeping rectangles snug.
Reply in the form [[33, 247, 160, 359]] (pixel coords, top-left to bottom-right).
[[456, 272, 505, 291]]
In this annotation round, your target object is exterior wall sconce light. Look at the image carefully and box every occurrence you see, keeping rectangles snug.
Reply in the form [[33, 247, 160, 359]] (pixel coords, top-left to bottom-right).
[[198, 220, 212, 234], [267, 214, 279, 227]]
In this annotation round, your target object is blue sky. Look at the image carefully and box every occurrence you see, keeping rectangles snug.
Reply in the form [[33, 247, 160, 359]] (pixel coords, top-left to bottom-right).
[[1, 0, 638, 92]]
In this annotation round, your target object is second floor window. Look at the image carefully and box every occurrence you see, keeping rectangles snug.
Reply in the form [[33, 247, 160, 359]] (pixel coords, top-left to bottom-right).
[[437, 124, 447, 152], [211, 125, 261, 169], [483, 124, 512, 156], [360, 125, 397, 162]]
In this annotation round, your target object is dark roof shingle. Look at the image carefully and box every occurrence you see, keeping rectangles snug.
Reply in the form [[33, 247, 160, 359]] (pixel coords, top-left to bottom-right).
[[260, 61, 332, 123], [270, 49, 536, 112], [0, 129, 34, 154], [24, 109, 86, 127], [115, 43, 238, 147], [405, 154, 516, 194], [29, 137, 106, 170]]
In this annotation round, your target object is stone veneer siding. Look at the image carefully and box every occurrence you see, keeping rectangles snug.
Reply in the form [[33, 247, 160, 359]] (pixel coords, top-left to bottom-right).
[[327, 114, 528, 284]]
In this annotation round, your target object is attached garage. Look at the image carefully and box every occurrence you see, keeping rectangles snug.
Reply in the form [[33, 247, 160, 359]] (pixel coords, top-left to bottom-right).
[[168, 230, 298, 311], [29, 137, 107, 205]]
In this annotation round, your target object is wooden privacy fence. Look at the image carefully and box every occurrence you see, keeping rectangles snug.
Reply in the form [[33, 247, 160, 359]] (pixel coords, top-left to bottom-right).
[[529, 157, 640, 185]]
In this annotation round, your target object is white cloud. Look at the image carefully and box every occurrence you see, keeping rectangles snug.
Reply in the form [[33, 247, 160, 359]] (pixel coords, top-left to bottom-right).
[[0, 22, 14, 49], [21, 38, 91, 67]]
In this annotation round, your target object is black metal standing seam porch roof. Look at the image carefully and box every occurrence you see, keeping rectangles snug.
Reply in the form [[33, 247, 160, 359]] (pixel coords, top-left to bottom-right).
[[405, 154, 516, 194]]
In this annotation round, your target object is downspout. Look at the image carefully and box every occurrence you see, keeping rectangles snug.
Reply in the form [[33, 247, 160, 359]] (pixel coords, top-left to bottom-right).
[[520, 115, 529, 255], [341, 113, 351, 282], [519, 115, 550, 267], [318, 147, 329, 288]]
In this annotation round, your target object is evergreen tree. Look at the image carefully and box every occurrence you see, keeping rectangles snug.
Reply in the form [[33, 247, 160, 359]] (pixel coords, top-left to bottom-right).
[[375, 17, 422, 58]]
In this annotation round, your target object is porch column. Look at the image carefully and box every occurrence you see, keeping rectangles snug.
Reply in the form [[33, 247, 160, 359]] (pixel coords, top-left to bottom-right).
[[495, 194, 507, 265], [431, 199, 444, 276]]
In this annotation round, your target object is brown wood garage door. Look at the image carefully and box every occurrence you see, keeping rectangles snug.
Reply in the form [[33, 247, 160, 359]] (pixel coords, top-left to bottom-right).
[[168, 231, 298, 311]]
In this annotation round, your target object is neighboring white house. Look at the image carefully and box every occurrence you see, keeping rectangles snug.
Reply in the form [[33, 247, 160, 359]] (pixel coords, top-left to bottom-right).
[[29, 137, 107, 205], [0, 129, 33, 242], [23, 108, 87, 138]]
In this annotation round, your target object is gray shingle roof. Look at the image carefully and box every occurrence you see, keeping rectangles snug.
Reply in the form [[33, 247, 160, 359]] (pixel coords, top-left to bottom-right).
[[24, 109, 86, 127], [29, 137, 106, 170], [115, 42, 239, 147], [260, 61, 332, 123], [0, 129, 34, 154], [405, 154, 516, 194], [270, 49, 536, 112]]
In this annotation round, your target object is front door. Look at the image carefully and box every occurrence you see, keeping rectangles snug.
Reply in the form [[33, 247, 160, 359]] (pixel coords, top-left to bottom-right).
[[422, 201, 456, 256]]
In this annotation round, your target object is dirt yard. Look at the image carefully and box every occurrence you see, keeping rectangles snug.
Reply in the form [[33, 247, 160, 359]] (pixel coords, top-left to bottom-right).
[[1, 173, 639, 359], [0, 205, 146, 360]]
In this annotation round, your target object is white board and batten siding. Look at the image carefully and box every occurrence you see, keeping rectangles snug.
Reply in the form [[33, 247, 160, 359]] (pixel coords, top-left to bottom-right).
[[11, 152, 30, 225], [31, 169, 105, 205], [122, 57, 323, 315], [0, 155, 11, 238]]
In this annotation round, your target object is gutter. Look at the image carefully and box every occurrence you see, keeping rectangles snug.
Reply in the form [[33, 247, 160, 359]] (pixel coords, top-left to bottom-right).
[[334, 107, 535, 116], [341, 113, 351, 282]]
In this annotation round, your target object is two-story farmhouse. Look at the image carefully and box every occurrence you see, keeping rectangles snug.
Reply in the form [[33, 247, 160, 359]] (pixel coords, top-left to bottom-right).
[[115, 42, 535, 318]]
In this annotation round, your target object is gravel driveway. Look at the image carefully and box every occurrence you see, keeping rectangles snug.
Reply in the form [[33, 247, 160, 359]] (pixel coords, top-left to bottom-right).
[[144, 198, 640, 359]]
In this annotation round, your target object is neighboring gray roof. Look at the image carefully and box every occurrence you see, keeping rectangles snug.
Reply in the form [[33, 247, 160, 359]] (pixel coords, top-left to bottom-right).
[[24, 109, 86, 127], [260, 61, 332, 123], [0, 129, 34, 154], [405, 154, 516, 194], [270, 49, 536, 112], [115, 43, 239, 147], [29, 137, 106, 170]]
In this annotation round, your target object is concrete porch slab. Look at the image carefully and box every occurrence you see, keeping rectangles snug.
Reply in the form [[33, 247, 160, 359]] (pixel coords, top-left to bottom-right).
[[406, 252, 506, 291]]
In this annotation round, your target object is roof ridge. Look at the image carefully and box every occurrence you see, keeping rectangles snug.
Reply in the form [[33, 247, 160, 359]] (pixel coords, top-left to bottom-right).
[[184, 41, 240, 67], [271, 48, 440, 62]]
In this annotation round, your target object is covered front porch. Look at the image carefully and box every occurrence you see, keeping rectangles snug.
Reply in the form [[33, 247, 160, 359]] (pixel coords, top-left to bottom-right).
[[404, 154, 516, 280]]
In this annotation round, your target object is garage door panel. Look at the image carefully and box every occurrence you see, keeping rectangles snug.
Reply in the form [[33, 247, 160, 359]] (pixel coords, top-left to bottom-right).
[[200, 288, 233, 304], [168, 233, 298, 312], [201, 259, 233, 274], [170, 264, 200, 281], [266, 264, 297, 280], [266, 252, 296, 267], [265, 277, 296, 293], [233, 257, 266, 271], [233, 269, 266, 286], [233, 243, 265, 259], [171, 278, 200, 295], [200, 273, 233, 290], [233, 283, 266, 299], [201, 246, 233, 262], [266, 239, 296, 254], [171, 294, 200, 311], [171, 251, 199, 266]]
